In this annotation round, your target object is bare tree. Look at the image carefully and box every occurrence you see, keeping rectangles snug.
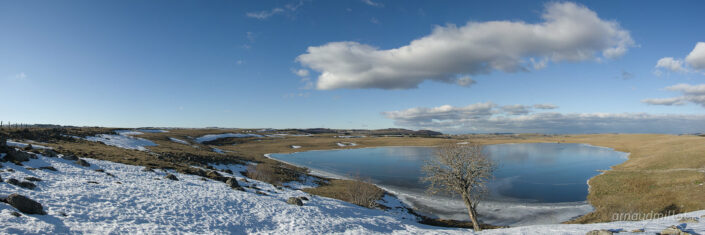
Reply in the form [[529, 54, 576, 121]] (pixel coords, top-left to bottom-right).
[[421, 143, 496, 231]]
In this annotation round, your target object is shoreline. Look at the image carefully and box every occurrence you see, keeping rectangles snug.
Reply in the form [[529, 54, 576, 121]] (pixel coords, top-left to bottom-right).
[[264, 142, 631, 226]]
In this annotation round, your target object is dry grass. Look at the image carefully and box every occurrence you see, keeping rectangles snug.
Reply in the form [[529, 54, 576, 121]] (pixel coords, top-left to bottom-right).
[[303, 178, 385, 209]]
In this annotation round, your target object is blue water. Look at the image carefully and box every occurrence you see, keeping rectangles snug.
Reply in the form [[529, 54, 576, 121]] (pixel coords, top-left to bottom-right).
[[269, 143, 628, 224]]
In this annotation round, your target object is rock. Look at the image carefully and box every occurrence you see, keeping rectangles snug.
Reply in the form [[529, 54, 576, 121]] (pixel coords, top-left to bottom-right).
[[39, 166, 57, 171], [10, 211, 21, 217], [661, 225, 689, 235], [223, 169, 233, 174], [0, 174, 2, 182], [631, 228, 645, 233], [95, 169, 105, 172], [60, 154, 78, 161], [4, 194, 45, 214], [299, 196, 309, 201], [23, 144, 33, 151], [24, 177, 41, 182], [86, 181, 99, 184], [286, 197, 303, 206], [4, 149, 32, 162], [41, 149, 59, 157], [142, 167, 154, 172], [585, 230, 612, 235], [76, 159, 90, 167], [678, 217, 699, 223], [6, 178, 36, 189], [226, 177, 242, 189], [255, 191, 268, 196], [206, 171, 226, 182], [165, 174, 178, 181]]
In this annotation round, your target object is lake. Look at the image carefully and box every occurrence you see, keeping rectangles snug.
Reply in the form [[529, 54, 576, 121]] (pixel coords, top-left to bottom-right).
[[268, 143, 628, 226]]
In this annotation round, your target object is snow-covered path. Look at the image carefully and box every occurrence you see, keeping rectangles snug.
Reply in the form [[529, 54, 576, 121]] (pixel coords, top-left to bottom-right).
[[1, 152, 704, 234]]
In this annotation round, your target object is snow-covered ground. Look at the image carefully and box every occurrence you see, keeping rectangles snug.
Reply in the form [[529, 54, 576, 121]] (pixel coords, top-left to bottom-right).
[[1, 151, 704, 234], [85, 133, 157, 151], [195, 133, 264, 143], [6, 140, 52, 150]]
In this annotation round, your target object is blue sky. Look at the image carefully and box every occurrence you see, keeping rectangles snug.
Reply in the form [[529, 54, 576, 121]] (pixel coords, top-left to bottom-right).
[[2, 0, 705, 133]]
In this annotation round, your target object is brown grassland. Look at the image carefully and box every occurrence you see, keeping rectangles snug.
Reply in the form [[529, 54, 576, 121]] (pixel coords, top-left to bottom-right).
[[2, 127, 704, 225]]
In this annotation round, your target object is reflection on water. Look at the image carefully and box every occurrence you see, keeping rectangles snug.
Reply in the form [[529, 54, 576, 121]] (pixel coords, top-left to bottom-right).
[[269, 143, 627, 226]]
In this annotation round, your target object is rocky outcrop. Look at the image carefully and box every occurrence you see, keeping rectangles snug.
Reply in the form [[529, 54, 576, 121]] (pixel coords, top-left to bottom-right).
[[2, 194, 46, 215], [60, 154, 78, 161], [286, 197, 303, 206], [3, 149, 32, 162], [586, 230, 612, 235], [76, 159, 90, 167], [6, 178, 36, 190], [164, 174, 178, 181], [226, 178, 243, 190]]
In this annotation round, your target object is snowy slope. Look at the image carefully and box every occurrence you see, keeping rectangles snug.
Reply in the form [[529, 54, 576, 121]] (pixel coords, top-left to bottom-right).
[[195, 133, 264, 143], [1, 152, 704, 234]]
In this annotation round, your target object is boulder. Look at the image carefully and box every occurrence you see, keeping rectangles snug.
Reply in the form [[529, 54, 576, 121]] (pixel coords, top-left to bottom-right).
[[630, 228, 645, 233], [299, 196, 309, 201], [286, 197, 303, 206], [23, 144, 33, 151], [4, 194, 45, 214], [206, 171, 226, 182], [41, 149, 59, 158], [75, 159, 90, 167], [39, 166, 57, 171], [4, 149, 32, 162], [226, 177, 242, 190], [24, 177, 41, 182], [223, 169, 233, 174], [586, 230, 612, 235], [60, 154, 78, 161], [164, 174, 178, 181], [6, 178, 36, 189]]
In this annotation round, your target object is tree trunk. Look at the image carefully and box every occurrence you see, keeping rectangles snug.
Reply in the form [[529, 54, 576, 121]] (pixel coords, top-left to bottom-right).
[[462, 193, 481, 231]]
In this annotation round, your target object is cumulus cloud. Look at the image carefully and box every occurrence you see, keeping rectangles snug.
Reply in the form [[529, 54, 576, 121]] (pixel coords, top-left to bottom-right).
[[297, 2, 634, 90], [685, 42, 705, 70], [655, 57, 686, 73], [643, 83, 705, 107], [655, 42, 705, 74], [246, 1, 303, 20], [383, 103, 705, 134]]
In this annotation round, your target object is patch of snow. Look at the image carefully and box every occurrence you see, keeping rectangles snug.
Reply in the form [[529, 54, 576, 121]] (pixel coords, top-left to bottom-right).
[[168, 137, 190, 145], [291, 145, 302, 149], [114, 130, 144, 136], [337, 142, 357, 147], [195, 133, 264, 143], [457, 142, 469, 145], [138, 129, 169, 133], [85, 134, 157, 151], [212, 147, 225, 154], [335, 135, 366, 138], [6, 140, 52, 149]]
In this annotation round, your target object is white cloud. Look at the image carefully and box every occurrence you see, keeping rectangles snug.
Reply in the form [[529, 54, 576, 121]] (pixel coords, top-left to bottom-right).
[[383, 103, 705, 134], [685, 42, 705, 70], [642, 83, 705, 107], [361, 0, 383, 7], [294, 69, 310, 77], [246, 1, 303, 20], [654, 57, 686, 72], [297, 2, 634, 90], [533, 104, 558, 109]]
